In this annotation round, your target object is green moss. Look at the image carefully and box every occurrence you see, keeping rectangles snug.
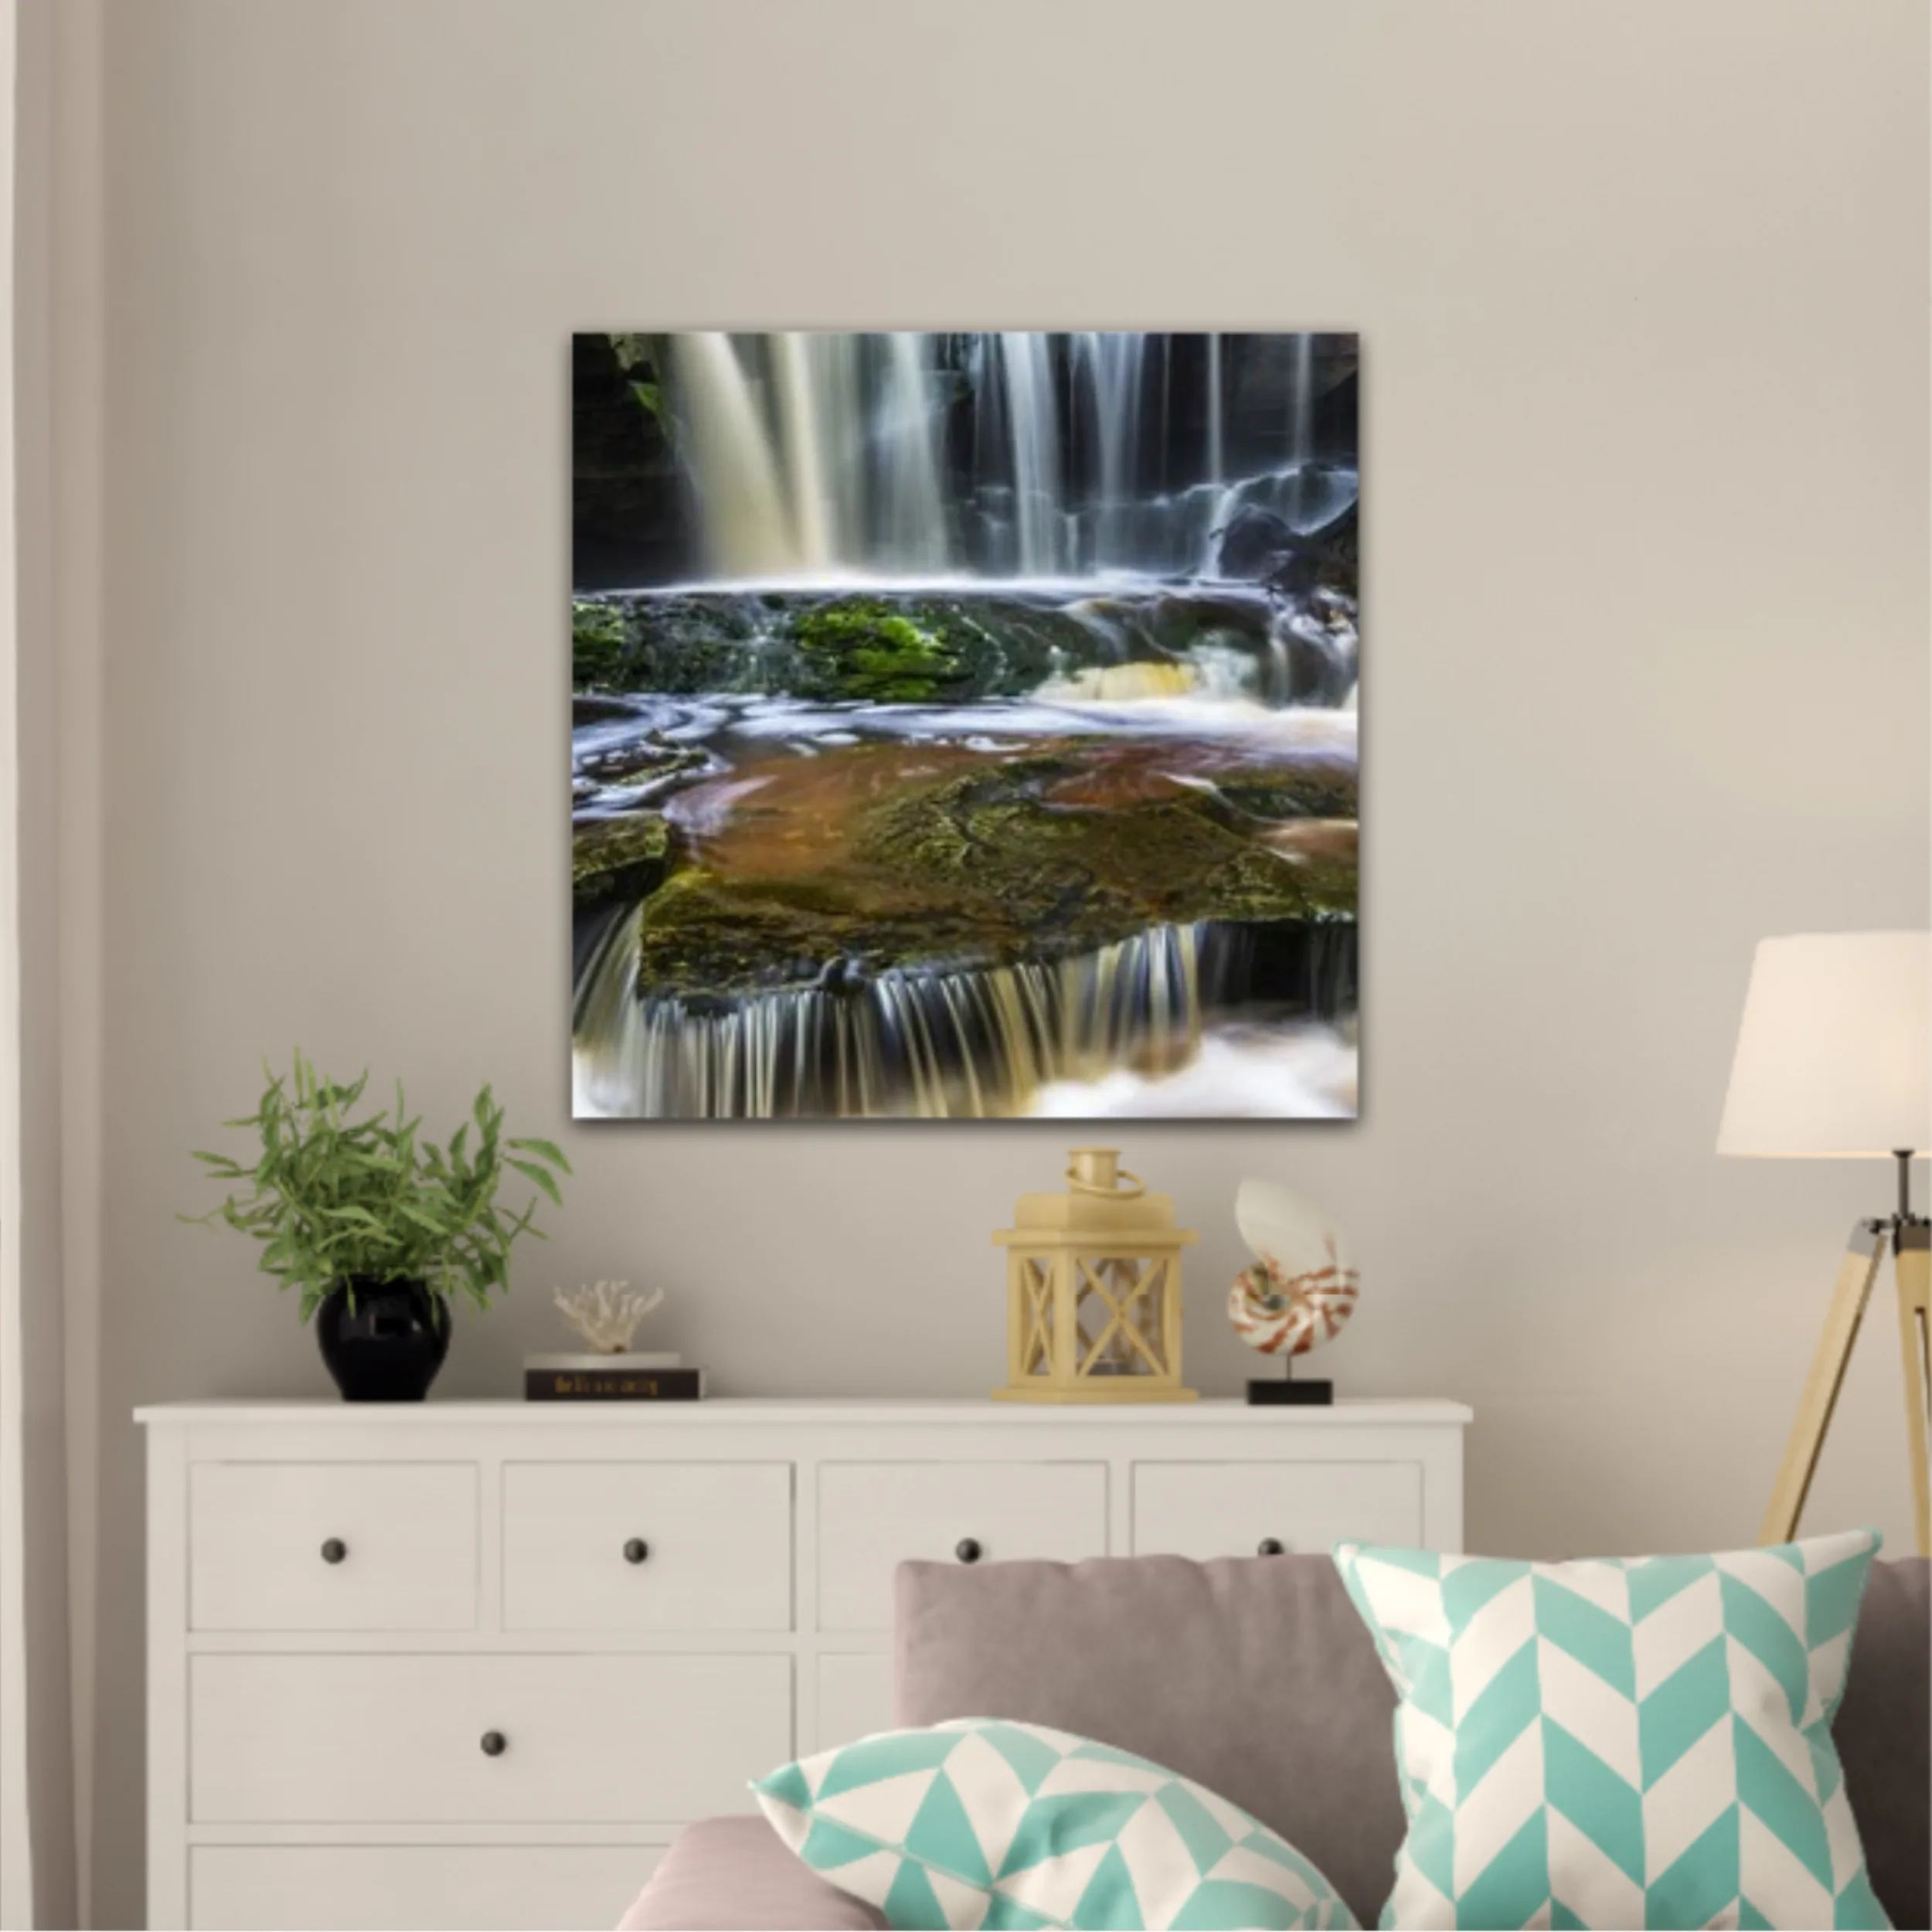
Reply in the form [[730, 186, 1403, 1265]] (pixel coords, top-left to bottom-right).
[[630, 755, 1356, 996], [573, 814, 672, 910], [572, 599, 628, 690], [577, 586, 1314, 702], [859, 764, 1355, 937], [794, 601, 965, 702]]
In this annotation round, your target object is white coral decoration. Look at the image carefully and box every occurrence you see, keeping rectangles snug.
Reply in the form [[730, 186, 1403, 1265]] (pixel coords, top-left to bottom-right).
[[553, 1280, 663, 1354]]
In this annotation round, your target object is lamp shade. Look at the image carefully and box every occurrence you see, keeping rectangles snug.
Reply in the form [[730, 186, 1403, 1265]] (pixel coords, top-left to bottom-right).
[[1717, 932, 1930, 1157]]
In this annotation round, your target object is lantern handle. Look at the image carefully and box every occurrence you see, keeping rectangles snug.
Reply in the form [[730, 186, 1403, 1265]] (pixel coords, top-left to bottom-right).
[[1066, 1163, 1146, 1199]]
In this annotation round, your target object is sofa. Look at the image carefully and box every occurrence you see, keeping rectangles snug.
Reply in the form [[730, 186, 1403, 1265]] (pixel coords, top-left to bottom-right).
[[622, 1553, 1930, 1930]]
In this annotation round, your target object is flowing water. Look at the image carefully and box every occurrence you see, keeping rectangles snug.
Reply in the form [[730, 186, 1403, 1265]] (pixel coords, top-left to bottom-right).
[[1206, 332, 1225, 486], [652, 331, 1351, 581], [573, 332, 1359, 1118], [575, 914, 1355, 1121]]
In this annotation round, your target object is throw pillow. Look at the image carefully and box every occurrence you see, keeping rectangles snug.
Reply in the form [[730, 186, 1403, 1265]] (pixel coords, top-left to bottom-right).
[[1334, 1529, 1887, 1929], [753, 1716, 1359, 1930]]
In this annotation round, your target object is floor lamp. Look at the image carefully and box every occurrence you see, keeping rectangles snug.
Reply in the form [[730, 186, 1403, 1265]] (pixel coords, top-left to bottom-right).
[[1718, 931, 1930, 1556]]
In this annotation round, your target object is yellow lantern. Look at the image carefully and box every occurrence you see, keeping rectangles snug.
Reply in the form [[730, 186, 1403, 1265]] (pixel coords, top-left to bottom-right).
[[993, 1147, 1197, 1403]]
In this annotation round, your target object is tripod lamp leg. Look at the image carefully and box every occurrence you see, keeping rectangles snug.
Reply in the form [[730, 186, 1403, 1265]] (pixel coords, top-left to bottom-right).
[[1894, 1223, 1930, 1558], [1760, 1222, 1886, 1547]]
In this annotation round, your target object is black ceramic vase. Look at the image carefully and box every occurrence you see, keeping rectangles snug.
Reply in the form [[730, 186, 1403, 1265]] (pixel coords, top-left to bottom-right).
[[315, 1277, 451, 1402]]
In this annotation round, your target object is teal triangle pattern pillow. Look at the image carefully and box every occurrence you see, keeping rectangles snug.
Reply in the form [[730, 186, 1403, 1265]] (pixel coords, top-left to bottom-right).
[[753, 1717, 1358, 1930], [1334, 1529, 1888, 1930]]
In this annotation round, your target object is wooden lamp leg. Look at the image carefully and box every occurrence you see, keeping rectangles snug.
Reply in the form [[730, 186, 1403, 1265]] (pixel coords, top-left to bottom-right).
[[1760, 1221, 1887, 1546], [1894, 1223, 1931, 1556]]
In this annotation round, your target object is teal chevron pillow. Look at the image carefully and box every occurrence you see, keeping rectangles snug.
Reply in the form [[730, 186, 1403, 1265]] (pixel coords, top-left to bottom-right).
[[1334, 1529, 1887, 1930], [753, 1717, 1358, 1930]]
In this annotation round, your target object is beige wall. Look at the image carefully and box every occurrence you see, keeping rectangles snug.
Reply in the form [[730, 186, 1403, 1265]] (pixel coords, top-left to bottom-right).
[[57, 0, 1932, 1920]]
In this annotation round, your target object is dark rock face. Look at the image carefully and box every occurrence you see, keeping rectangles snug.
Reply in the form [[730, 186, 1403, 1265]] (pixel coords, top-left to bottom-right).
[[1216, 506, 1303, 581], [1213, 495, 1358, 609], [572, 813, 672, 910], [571, 335, 690, 590]]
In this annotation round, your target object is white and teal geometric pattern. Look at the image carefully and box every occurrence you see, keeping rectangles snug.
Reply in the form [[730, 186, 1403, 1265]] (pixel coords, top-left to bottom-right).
[[1335, 1529, 1888, 1930], [753, 1716, 1357, 1930]]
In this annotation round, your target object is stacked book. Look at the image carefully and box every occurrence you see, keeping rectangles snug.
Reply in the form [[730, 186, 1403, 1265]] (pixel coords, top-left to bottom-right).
[[523, 1352, 706, 1401]]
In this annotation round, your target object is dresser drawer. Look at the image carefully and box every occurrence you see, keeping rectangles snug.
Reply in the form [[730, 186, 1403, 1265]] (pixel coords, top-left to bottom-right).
[[817, 1461, 1107, 1631], [189, 1654, 790, 1823], [190, 1463, 478, 1631], [1131, 1460, 1423, 1560], [189, 1845, 661, 1931], [816, 1652, 895, 1752], [502, 1462, 791, 1631]]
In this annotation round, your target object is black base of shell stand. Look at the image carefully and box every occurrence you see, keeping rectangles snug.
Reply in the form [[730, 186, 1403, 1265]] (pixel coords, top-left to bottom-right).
[[1247, 1359, 1333, 1406]]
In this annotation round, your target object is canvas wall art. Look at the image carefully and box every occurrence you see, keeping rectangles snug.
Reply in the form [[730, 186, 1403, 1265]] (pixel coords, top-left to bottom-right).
[[571, 332, 1359, 1120]]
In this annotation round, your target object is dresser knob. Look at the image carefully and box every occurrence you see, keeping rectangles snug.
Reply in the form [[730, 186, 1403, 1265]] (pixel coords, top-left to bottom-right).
[[623, 1538, 649, 1565], [480, 1730, 507, 1757], [954, 1537, 982, 1564], [320, 1538, 347, 1565], [1257, 1537, 1287, 1557]]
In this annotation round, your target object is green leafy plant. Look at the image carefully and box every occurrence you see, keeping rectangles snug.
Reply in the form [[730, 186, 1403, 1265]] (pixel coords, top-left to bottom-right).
[[187, 1052, 572, 1318]]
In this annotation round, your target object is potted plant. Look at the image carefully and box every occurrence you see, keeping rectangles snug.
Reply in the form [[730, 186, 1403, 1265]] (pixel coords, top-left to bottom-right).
[[189, 1052, 571, 1401]]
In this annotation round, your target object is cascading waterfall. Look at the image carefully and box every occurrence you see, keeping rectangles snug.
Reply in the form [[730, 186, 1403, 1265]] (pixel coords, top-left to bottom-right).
[[672, 333, 800, 577], [656, 332, 1352, 583], [1290, 333, 1315, 465], [1077, 332, 1147, 570], [573, 329, 1361, 1119], [996, 331, 1064, 575], [770, 332, 836, 569], [671, 331, 957, 577], [1289, 332, 1315, 525], [877, 333, 948, 571], [1206, 332, 1225, 485], [573, 917, 1355, 1121]]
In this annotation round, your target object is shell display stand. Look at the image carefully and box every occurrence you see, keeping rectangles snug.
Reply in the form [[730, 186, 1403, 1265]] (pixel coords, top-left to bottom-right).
[[993, 1148, 1196, 1403], [1248, 1362, 1334, 1406], [1228, 1177, 1358, 1408]]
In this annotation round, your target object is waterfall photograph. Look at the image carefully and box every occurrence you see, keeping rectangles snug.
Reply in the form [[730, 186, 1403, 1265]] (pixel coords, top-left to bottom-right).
[[571, 332, 1359, 1120]]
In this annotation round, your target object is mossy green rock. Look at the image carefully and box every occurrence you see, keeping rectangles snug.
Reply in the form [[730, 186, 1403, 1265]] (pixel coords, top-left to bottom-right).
[[794, 602, 966, 702], [631, 752, 1355, 995], [572, 600, 629, 689], [573, 814, 672, 910], [568, 586, 1304, 701]]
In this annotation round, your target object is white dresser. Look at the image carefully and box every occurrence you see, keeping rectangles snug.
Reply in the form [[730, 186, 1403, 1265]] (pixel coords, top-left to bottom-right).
[[138, 1397, 1469, 1931]]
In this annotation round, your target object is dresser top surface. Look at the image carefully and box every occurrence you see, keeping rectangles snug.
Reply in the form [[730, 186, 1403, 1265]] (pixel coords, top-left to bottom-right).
[[135, 1395, 1471, 1427]]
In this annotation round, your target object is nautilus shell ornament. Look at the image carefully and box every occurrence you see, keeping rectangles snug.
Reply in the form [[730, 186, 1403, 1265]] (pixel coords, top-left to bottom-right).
[[1227, 1179, 1359, 1358]]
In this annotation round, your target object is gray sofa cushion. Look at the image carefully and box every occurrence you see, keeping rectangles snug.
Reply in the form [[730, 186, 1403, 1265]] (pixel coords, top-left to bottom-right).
[[896, 1552, 1403, 1928], [895, 1551, 1930, 1931], [1835, 1555, 1929, 1932]]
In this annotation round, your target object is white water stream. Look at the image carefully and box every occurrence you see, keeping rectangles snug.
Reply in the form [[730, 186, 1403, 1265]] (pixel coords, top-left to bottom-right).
[[660, 332, 1338, 581]]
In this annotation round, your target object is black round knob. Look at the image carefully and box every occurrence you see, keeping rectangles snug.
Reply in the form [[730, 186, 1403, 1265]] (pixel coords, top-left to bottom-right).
[[480, 1730, 507, 1757], [320, 1538, 347, 1565], [1257, 1537, 1287, 1557], [623, 1538, 649, 1565], [955, 1537, 982, 1564]]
